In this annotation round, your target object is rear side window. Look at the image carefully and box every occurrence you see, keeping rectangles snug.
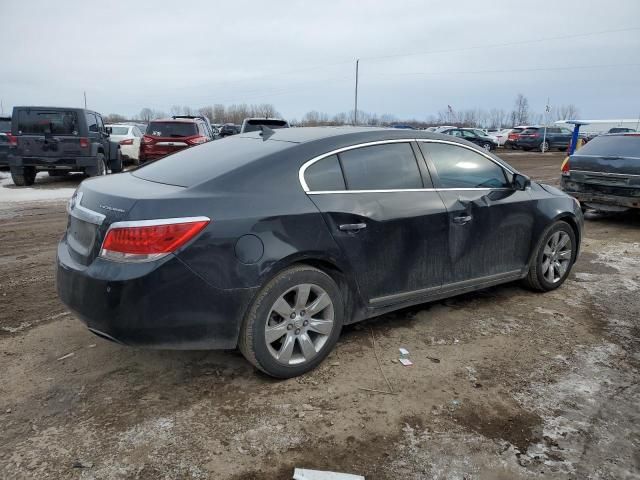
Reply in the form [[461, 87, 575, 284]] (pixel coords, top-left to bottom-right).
[[578, 135, 640, 157], [17, 110, 78, 135], [147, 122, 197, 137], [339, 143, 423, 190], [86, 113, 98, 133], [305, 155, 345, 191], [421, 143, 510, 189]]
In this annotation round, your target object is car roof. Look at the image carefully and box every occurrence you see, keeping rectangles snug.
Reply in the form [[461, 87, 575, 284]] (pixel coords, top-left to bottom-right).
[[13, 106, 101, 115], [152, 118, 200, 123]]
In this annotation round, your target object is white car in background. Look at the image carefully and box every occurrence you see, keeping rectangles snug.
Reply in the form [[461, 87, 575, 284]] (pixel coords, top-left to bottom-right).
[[106, 124, 143, 165], [494, 128, 513, 147]]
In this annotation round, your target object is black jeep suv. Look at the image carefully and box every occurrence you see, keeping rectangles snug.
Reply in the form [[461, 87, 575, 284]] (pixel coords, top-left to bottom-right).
[[8, 106, 123, 186]]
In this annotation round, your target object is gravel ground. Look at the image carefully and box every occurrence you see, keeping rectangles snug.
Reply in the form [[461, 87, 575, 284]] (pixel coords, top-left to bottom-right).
[[0, 152, 638, 479]]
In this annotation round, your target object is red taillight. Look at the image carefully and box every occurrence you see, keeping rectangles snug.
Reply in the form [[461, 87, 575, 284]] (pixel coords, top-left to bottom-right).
[[185, 136, 208, 145], [119, 138, 134, 145], [142, 135, 155, 145], [6, 133, 17, 147], [561, 157, 570, 176], [100, 218, 210, 262], [79, 137, 90, 148]]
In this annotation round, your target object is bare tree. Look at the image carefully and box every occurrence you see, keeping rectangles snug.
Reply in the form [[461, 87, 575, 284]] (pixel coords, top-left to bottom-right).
[[104, 113, 127, 123], [512, 94, 529, 125], [198, 106, 214, 122], [555, 104, 579, 121], [139, 108, 153, 122], [213, 104, 226, 123]]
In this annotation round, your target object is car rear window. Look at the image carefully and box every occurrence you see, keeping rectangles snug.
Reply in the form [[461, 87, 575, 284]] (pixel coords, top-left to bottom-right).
[[243, 120, 289, 133], [110, 126, 130, 135], [0, 119, 11, 133], [146, 122, 197, 137], [521, 128, 539, 134], [133, 136, 295, 187], [16, 110, 78, 135], [511, 128, 524, 133], [577, 135, 640, 157]]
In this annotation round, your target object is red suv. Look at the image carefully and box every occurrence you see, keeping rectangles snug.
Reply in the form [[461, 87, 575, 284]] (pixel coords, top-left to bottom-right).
[[140, 116, 213, 162]]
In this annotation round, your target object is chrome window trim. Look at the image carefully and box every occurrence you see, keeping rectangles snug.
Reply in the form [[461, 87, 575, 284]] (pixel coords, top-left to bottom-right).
[[299, 138, 514, 193], [298, 139, 415, 192]]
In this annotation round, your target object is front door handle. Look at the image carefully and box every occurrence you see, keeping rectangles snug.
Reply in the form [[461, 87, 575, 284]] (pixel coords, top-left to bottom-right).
[[339, 223, 367, 232], [452, 215, 472, 225]]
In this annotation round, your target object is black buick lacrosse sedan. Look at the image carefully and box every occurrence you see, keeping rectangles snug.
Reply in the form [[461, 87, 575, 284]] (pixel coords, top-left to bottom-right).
[[57, 127, 583, 378]]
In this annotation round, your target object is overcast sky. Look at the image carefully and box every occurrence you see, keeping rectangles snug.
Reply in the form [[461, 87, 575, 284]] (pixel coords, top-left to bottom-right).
[[2, 0, 639, 121]]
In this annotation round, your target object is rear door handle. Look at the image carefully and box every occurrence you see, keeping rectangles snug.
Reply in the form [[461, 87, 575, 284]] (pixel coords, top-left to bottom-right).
[[339, 223, 367, 232], [452, 215, 472, 225]]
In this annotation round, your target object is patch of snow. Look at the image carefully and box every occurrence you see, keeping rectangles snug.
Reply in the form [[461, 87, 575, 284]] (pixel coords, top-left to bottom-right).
[[0, 171, 77, 203]]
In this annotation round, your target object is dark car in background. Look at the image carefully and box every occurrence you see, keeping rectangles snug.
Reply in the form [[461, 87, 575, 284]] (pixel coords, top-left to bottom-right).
[[140, 116, 213, 162], [504, 126, 534, 149], [8, 107, 122, 186], [0, 116, 12, 167], [517, 126, 573, 152], [240, 117, 289, 133], [440, 128, 498, 151], [608, 127, 636, 134], [561, 133, 640, 211], [219, 123, 239, 137], [57, 127, 582, 378]]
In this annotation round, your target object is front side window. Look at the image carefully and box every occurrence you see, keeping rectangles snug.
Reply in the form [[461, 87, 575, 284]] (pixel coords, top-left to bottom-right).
[[462, 130, 477, 139], [421, 143, 510, 189], [305, 154, 345, 191], [339, 143, 422, 190]]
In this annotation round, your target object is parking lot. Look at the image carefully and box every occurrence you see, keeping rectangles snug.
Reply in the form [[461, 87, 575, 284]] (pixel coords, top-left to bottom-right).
[[0, 151, 638, 479]]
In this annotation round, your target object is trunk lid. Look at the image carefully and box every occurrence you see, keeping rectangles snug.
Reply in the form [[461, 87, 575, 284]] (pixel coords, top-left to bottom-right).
[[66, 173, 185, 265]]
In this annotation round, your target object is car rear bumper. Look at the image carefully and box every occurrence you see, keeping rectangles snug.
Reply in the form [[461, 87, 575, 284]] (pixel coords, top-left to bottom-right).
[[9, 154, 98, 169], [120, 144, 139, 160], [56, 236, 257, 349], [561, 178, 640, 209]]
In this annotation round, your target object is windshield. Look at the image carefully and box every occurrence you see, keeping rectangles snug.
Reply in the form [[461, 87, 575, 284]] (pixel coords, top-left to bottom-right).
[[577, 135, 640, 157], [17, 110, 78, 135], [110, 126, 130, 135], [146, 122, 197, 137], [243, 119, 288, 132]]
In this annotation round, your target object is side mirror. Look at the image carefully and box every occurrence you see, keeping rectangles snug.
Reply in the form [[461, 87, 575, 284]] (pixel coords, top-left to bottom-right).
[[105, 127, 112, 135], [513, 173, 531, 191]]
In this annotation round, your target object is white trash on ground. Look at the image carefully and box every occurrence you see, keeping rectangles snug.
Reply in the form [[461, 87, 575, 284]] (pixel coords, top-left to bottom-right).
[[293, 468, 365, 480]]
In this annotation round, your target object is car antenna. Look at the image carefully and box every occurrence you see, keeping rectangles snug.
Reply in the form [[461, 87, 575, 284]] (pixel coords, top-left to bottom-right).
[[259, 125, 275, 141]]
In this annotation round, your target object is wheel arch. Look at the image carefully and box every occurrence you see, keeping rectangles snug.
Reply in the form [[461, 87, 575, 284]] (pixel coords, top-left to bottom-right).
[[257, 253, 365, 324]]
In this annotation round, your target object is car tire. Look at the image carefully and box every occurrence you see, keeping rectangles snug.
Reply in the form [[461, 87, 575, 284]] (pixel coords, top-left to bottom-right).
[[12, 167, 36, 186], [111, 151, 123, 173], [523, 220, 576, 292], [482, 142, 492, 151], [238, 265, 344, 378], [89, 153, 107, 177], [541, 140, 550, 152]]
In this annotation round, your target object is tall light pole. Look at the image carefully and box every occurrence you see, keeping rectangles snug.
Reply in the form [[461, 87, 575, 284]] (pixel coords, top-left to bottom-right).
[[84, 91, 87, 109], [353, 59, 359, 126]]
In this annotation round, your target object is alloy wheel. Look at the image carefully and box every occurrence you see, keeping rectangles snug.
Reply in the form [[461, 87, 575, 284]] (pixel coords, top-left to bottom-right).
[[541, 231, 572, 283], [265, 283, 335, 365]]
